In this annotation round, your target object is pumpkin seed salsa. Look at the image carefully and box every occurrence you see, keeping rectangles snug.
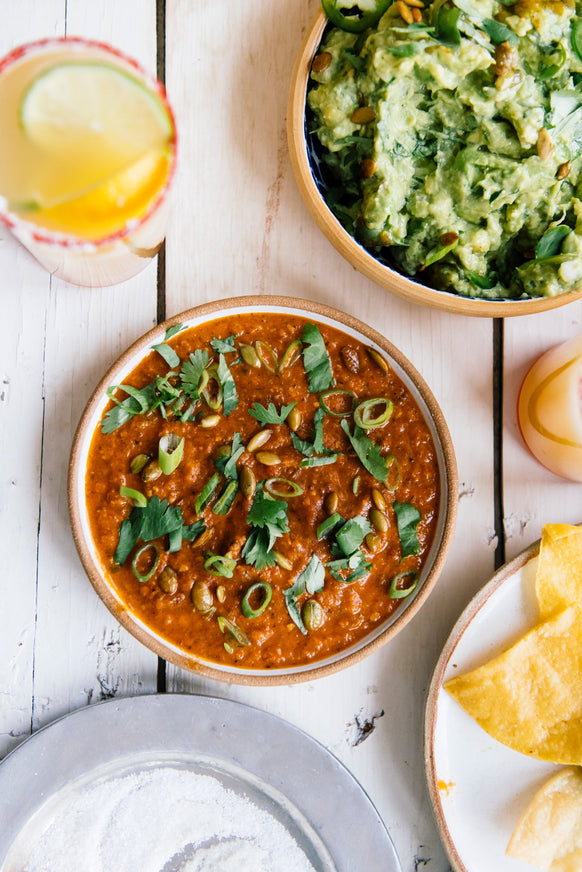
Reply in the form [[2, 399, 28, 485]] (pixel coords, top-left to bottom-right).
[[85, 313, 440, 669]]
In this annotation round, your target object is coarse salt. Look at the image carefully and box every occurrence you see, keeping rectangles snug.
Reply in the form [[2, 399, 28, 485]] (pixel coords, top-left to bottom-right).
[[4, 764, 320, 872]]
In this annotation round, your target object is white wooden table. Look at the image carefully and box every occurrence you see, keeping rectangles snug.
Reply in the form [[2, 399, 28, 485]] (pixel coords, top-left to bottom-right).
[[1, 2, 581, 870]]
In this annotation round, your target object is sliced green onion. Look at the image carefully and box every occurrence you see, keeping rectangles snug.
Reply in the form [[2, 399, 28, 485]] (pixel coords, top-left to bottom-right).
[[319, 388, 355, 417], [200, 367, 222, 410], [213, 480, 239, 515], [317, 512, 344, 539], [204, 553, 237, 577], [279, 339, 302, 372], [119, 485, 147, 508], [195, 473, 220, 514], [131, 544, 161, 583], [158, 433, 184, 475], [241, 581, 272, 618], [321, 0, 391, 33], [352, 475, 360, 494], [354, 397, 394, 429], [300, 454, 338, 468], [255, 340, 278, 372], [572, 19, 582, 61], [217, 615, 251, 646], [389, 570, 419, 599], [264, 477, 304, 498]]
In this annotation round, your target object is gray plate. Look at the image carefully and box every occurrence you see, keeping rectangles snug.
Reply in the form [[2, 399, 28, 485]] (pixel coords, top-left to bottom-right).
[[0, 694, 401, 872]]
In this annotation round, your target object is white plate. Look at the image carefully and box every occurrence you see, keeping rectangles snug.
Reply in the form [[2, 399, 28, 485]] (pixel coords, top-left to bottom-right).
[[424, 541, 563, 872], [0, 694, 401, 872]]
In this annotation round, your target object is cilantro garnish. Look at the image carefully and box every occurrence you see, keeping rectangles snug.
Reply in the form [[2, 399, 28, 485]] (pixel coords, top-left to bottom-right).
[[180, 349, 209, 400], [214, 432, 244, 481], [248, 401, 296, 425], [211, 334, 238, 354], [151, 342, 181, 368], [114, 496, 186, 565], [217, 353, 238, 415], [164, 323, 185, 341], [242, 487, 289, 569], [291, 408, 335, 464], [301, 323, 334, 392], [326, 515, 372, 583], [340, 420, 390, 485], [393, 501, 421, 558], [283, 555, 325, 634]]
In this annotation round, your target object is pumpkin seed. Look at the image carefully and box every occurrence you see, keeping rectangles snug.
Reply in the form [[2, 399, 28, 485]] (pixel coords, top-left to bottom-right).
[[216, 585, 226, 603], [158, 567, 178, 595], [239, 466, 256, 499], [367, 346, 389, 372], [130, 453, 150, 475], [191, 580, 214, 613], [287, 406, 302, 431], [199, 414, 221, 428], [247, 429, 272, 453], [365, 531, 383, 553], [324, 491, 339, 514], [371, 488, 387, 512], [141, 459, 162, 482], [272, 549, 292, 570], [302, 600, 323, 631], [370, 508, 388, 533], [255, 451, 281, 466], [239, 343, 261, 368]]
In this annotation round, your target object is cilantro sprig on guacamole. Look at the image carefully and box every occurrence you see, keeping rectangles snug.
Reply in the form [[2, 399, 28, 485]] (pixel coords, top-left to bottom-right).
[[309, 0, 582, 300]]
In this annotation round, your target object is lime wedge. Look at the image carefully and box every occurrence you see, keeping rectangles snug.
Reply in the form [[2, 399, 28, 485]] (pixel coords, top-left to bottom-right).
[[19, 61, 173, 158]]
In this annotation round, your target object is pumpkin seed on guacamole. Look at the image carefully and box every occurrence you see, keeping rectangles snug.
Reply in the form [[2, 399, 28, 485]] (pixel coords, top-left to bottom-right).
[[309, 0, 582, 300]]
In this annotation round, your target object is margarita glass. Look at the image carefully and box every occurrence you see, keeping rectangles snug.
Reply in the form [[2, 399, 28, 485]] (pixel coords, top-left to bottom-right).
[[517, 335, 582, 481], [0, 37, 176, 287]]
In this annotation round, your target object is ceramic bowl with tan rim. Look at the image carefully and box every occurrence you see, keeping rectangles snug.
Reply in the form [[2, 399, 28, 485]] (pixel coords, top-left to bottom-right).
[[287, 10, 582, 318], [69, 295, 457, 685]]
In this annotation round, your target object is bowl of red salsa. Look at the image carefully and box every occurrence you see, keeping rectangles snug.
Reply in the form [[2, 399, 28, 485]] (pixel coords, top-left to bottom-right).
[[68, 296, 458, 684]]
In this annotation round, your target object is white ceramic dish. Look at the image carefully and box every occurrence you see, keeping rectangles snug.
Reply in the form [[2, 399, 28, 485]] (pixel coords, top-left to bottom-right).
[[424, 540, 563, 872], [68, 295, 457, 685], [0, 694, 401, 872]]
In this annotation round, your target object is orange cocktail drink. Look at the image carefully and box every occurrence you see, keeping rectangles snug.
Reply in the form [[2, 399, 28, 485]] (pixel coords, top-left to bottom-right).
[[0, 37, 176, 286], [518, 336, 582, 481]]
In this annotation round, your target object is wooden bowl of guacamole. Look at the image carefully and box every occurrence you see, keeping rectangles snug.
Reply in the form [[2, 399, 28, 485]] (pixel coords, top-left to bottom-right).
[[288, 2, 582, 316]]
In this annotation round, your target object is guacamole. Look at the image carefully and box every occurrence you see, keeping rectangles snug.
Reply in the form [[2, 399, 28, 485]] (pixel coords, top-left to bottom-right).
[[308, 0, 582, 300]]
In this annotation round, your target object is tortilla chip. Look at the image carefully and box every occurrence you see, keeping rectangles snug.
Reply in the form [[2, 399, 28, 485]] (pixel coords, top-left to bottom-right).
[[444, 605, 582, 764], [536, 524, 582, 620], [507, 767, 582, 871]]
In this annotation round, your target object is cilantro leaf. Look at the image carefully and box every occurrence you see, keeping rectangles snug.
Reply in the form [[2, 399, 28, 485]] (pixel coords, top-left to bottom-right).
[[300, 454, 338, 467], [114, 512, 144, 564], [241, 527, 278, 570], [182, 520, 206, 541], [325, 515, 372, 583], [242, 489, 289, 569], [393, 501, 421, 558], [301, 323, 334, 392], [283, 555, 325, 634], [139, 496, 184, 541], [151, 342, 181, 368], [180, 349, 209, 400], [335, 515, 371, 557], [340, 420, 390, 484], [113, 496, 185, 565], [215, 432, 244, 480], [164, 323, 185, 340], [217, 353, 239, 415], [291, 431, 315, 457], [248, 401, 296, 425], [211, 334, 238, 353]]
